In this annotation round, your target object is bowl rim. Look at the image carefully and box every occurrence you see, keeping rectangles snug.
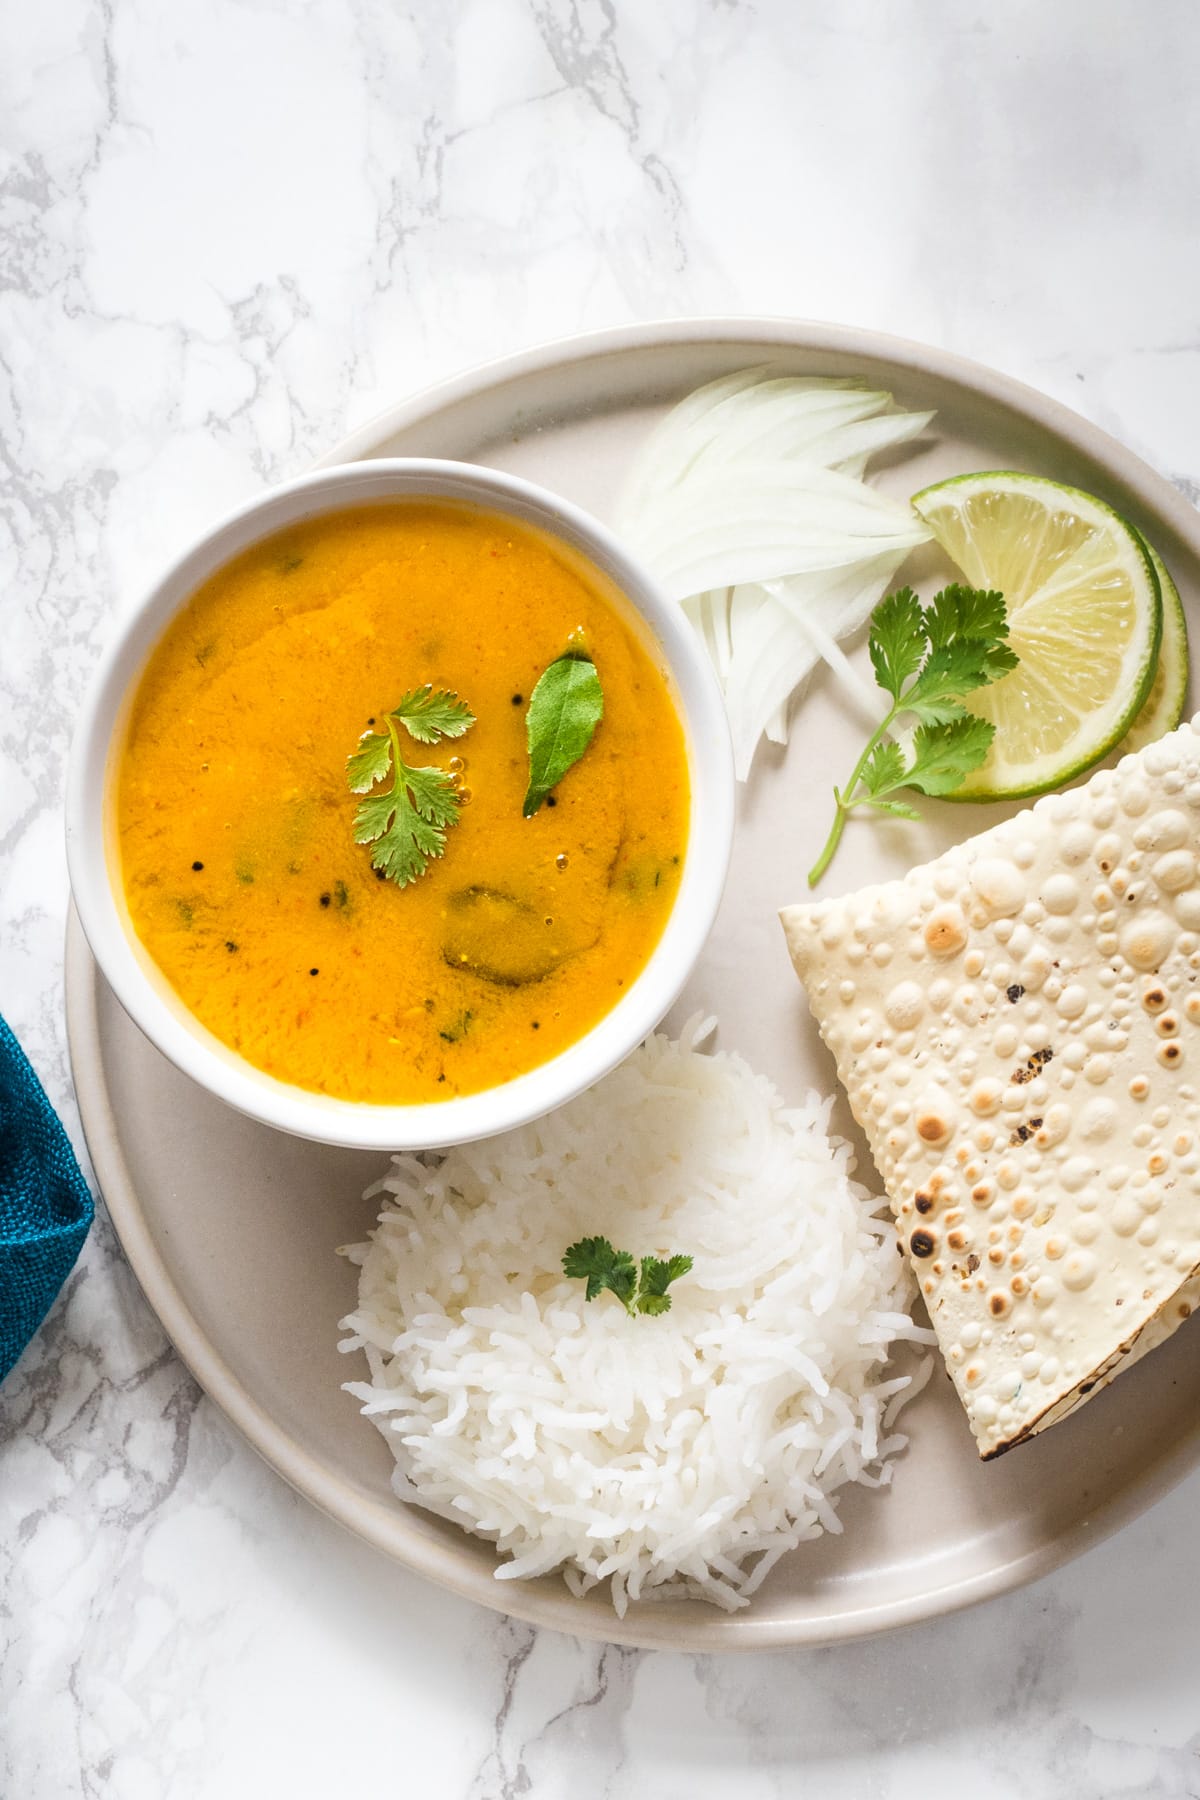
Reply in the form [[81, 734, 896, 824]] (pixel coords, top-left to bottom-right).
[[65, 457, 734, 1150]]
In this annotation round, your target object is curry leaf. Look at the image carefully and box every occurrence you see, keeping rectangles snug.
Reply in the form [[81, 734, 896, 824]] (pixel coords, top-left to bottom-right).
[[523, 653, 604, 817]]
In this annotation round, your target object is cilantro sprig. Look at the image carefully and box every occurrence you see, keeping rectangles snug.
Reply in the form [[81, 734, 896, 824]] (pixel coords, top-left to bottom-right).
[[347, 687, 475, 888], [808, 585, 1018, 887], [562, 1237, 693, 1318]]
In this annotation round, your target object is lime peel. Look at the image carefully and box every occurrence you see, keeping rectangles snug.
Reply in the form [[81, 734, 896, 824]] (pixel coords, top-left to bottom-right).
[[1121, 539, 1188, 753], [911, 471, 1163, 800]]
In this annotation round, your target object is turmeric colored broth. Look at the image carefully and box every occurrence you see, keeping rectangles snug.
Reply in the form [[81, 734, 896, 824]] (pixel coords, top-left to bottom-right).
[[116, 501, 690, 1103]]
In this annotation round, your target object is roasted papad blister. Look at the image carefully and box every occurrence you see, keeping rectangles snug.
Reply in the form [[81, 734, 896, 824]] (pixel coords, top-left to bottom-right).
[[782, 718, 1200, 1458]]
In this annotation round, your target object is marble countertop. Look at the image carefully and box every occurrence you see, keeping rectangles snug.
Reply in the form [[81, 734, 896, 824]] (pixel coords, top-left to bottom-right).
[[5, 1, 1200, 1793]]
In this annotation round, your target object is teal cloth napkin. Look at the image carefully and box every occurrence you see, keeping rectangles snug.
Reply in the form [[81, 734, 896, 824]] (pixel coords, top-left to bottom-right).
[[0, 1013, 93, 1383]]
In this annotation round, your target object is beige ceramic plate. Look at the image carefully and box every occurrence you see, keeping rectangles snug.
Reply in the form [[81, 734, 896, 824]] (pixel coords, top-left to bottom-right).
[[67, 320, 1200, 1650]]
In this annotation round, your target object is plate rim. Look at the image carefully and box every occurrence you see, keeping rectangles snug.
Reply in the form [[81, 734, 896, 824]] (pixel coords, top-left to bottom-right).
[[69, 315, 1200, 1651]]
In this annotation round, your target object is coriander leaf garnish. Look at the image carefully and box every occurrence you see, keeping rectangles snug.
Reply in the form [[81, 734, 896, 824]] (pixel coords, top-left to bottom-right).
[[867, 587, 926, 699], [636, 1254, 694, 1316], [922, 582, 1010, 656], [562, 1237, 692, 1317], [351, 753, 458, 888], [860, 739, 907, 797], [347, 686, 475, 889], [523, 652, 604, 817], [346, 731, 394, 791], [808, 585, 1018, 887], [563, 1236, 637, 1307], [903, 716, 998, 795], [389, 686, 477, 745]]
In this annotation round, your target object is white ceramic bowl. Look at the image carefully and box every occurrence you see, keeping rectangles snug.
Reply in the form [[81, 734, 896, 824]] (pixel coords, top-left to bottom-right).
[[66, 458, 734, 1151]]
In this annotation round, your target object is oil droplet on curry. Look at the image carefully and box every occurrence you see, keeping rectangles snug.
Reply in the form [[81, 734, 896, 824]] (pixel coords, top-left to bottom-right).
[[116, 502, 690, 1103]]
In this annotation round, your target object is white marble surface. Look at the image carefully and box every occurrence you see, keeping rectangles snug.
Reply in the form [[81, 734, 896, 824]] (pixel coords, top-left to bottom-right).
[[4, 1, 1200, 1793]]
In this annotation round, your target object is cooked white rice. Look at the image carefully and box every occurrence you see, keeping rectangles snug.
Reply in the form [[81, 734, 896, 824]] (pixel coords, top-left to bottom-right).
[[338, 1020, 934, 1614]]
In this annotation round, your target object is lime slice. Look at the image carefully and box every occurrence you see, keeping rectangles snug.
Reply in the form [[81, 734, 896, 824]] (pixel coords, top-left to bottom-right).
[[1120, 539, 1188, 753], [910, 471, 1162, 799]]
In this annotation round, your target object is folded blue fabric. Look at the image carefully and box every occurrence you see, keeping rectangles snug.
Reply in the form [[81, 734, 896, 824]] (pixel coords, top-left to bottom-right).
[[0, 1013, 93, 1384]]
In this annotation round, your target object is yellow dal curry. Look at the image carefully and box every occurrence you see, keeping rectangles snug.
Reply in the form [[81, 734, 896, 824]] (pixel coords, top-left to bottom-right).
[[116, 502, 690, 1103]]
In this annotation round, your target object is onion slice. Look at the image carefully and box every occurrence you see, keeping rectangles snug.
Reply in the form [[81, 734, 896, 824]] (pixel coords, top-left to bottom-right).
[[613, 371, 933, 778]]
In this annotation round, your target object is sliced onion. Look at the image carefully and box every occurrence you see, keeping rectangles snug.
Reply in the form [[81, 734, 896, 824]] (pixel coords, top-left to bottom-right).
[[762, 580, 885, 727], [622, 462, 928, 600], [723, 555, 912, 779], [612, 371, 933, 778]]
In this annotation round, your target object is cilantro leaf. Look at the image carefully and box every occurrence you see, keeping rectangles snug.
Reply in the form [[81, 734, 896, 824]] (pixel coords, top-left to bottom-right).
[[902, 716, 996, 795], [346, 688, 474, 889], [923, 586, 1018, 685], [808, 583, 1019, 887], [354, 790, 446, 888], [859, 739, 907, 797], [352, 790, 406, 842], [979, 638, 1020, 684], [562, 1240, 691, 1317], [403, 762, 462, 827], [523, 653, 604, 817], [901, 642, 994, 723], [922, 584, 1007, 652], [390, 687, 476, 745], [868, 587, 926, 700], [562, 1236, 637, 1307], [636, 1253, 694, 1316], [864, 797, 923, 820], [346, 731, 393, 793]]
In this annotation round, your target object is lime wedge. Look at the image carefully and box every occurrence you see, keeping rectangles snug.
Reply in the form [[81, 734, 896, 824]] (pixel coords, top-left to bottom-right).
[[910, 471, 1162, 799], [1120, 539, 1188, 753]]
